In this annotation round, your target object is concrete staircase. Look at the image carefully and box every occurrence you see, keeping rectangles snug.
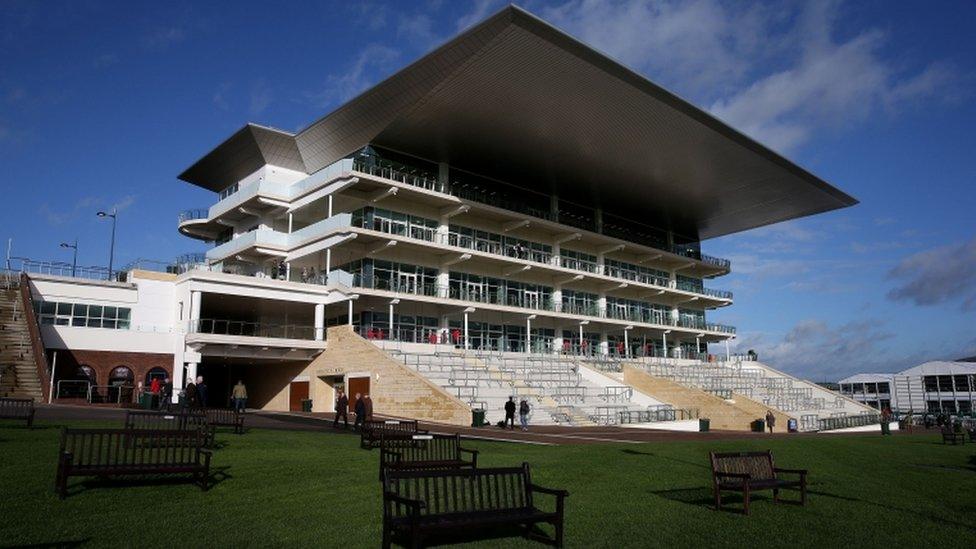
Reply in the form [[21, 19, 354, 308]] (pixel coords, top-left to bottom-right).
[[0, 286, 44, 400]]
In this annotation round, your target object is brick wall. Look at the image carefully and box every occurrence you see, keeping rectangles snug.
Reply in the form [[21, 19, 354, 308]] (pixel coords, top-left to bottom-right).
[[46, 349, 173, 391]]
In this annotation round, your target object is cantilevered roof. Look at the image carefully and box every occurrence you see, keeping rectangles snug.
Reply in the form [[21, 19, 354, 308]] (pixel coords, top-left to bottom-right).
[[179, 5, 857, 241], [179, 124, 305, 190]]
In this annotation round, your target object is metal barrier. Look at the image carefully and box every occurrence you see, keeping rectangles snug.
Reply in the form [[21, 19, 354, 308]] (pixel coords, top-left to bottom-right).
[[817, 413, 881, 431], [55, 380, 92, 399]]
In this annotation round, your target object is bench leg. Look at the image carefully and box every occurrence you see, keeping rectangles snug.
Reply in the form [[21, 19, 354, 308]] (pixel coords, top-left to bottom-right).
[[713, 486, 722, 511], [554, 517, 565, 548], [773, 488, 779, 503], [800, 478, 807, 506]]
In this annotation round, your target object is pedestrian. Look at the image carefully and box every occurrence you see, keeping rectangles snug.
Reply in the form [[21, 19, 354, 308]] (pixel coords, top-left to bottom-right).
[[196, 376, 208, 409], [519, 398, 531, 431], [185, 379, 199, 409], [504, 396, 516, 430], [160, 377, 173, 410], [765, 410, 776, 433], [333, 389, 349, 429], [364, 394, 374, 420], [353, 392, 365, 430], [232, 379, 248, 411], [277, 261, 287, 280], [149, 376, 161, 408], [308, 266, 317, 283], [301, 266, 309, 283]]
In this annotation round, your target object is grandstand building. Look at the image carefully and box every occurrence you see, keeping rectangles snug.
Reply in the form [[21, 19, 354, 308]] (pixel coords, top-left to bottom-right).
[[2, 6, 877, 431]]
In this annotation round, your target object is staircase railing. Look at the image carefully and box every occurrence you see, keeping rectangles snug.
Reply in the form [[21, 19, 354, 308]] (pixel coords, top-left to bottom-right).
[[18, 273, 51, 402]]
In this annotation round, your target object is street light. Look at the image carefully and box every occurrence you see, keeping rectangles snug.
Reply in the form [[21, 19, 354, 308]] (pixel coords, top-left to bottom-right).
[[96, 207, 117, 280], [59, 239, 78, 277]]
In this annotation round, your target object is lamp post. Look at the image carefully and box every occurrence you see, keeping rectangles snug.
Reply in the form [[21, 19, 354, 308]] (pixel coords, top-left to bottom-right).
[[96, 208, 117, 280], [59, 240, 78, 277]]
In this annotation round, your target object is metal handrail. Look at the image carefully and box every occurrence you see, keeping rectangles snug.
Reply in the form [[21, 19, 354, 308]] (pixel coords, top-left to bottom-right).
[[178, 209, 209, 223]]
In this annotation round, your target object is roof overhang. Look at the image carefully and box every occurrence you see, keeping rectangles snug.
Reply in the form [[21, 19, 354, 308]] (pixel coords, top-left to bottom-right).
[[179, 124, 305, 192], [178, 5, 857, 241]]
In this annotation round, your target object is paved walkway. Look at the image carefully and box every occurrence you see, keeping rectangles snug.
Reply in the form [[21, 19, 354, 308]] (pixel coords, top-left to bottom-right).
[[32, 404, 917, 446]]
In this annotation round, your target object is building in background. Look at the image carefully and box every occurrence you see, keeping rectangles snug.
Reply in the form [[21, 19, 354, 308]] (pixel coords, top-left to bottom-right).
[[839, 360, 976, 414]]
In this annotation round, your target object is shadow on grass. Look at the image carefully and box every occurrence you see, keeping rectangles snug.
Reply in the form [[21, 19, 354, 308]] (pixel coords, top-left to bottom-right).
[[64, 466, 232, 498], [8, 537, 92, 547], [620, 448, 710, 470], [807, 489, 976, 533], [391, 522, 559, 547]]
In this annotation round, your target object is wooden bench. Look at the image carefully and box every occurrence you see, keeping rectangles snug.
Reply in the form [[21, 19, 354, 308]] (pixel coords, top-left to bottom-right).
[[55, 428, 212, 499], [361, 419, 426, 450], [709, 451, 807, 514], [0, 397, 34, 427], [382, 463, 568, 548], [124, 410, 215, 448], [378, 433, 478, 481], [205, 408, 245, 434], [941, 428, 966, 445]]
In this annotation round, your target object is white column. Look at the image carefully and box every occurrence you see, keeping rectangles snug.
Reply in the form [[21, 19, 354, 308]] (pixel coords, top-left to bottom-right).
[[526, 315, 536, 354], [327, 195, 333, 218], [463, 311, 470, 350], [662, 332, 668, 357], [552, 286, 562, 312], [286, 262, 291, 281], [389, 299, 399, 340], [171, 355, 184, 403], [189, 290, 201, 330], [325, 248, 332, 281], [186, 362, 198, 387], [599, 331, 608, 356], [288, 212, 293, 233], [578, 324, 584, 355], [696, 336, 701, 355], [314, 303, 325, 341], [347, 299, 353, 326], [597, 293, 607, 318], [623, 328, 630, 358], [725, 339, 731, 361]]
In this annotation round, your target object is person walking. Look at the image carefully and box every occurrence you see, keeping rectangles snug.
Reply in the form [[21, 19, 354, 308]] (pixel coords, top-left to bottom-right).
[[149, 377, 161, 408], [504, 396, 516, 430], [184, 379, 199, 409], [160, 377, 173, 410], [231, 380, 248, 411], [333, 389, 349, 429], [519, 399, 531, 431], [765, 410, 776, 433], [353, 392, 365, 430], [363, 394, 374, 421], [196, 376, 208, 409]]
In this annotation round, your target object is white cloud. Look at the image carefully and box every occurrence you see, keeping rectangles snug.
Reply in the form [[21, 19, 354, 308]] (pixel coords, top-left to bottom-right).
[[307, 44, 400, 108], [249, 81, 273, 116], [457, 0, 503, 31], [887, 236, 976, 311]]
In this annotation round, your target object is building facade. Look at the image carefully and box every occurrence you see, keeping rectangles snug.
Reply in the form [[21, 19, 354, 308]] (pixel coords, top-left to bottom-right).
[[10, 7, 871, 429], [839, 361, 976, 414]]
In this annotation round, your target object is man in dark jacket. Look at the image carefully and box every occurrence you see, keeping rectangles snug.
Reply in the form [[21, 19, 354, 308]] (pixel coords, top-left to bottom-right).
[[333, 389, 349, 429], [353, 393, 365, 430], [363, 394, 374, 420], [184, 380, 198, 409], [196, 376, 208, 408], [160, 377, 173, 409], [504, 397, 516, 430]]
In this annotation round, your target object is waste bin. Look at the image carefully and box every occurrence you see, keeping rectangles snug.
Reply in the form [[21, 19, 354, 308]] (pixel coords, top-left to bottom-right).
[[880, 421, 891, 435], [301, 399, 313, 413], [138, 392, 154, 410], [698, 418, 710, 432], [471, 409, 486, 427], [752, 419, 765, 433], [787, 418, 798, 433]]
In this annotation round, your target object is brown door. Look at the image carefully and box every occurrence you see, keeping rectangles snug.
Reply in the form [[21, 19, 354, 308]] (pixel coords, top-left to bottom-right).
[[289, 381, 310, 412], [347, 377, 370, 412]]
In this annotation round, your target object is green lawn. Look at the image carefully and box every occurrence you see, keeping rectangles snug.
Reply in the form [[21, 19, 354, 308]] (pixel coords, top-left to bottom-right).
[[1, 420, 974, 548]]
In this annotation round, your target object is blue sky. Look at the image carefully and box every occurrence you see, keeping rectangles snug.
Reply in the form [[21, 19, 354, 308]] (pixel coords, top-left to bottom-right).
[[2, 0, 974, 380]]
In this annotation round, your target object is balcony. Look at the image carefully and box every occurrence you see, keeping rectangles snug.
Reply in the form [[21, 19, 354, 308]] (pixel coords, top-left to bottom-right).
[[189, 318, 317, 340], [347, 155, 731, 273]]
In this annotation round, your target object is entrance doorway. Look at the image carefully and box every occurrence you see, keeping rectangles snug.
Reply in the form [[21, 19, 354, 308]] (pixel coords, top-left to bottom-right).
[[289, 381, 309, 412], [347, 376, 370, 412]]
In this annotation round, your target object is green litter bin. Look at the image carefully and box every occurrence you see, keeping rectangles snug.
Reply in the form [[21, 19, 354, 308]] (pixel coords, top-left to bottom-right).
[[301, 399, 313, 413], [699, 418, 710, 432], [471, 409, 486, 427], [139, 392, 153, 410], [752, 419, 765, 433]]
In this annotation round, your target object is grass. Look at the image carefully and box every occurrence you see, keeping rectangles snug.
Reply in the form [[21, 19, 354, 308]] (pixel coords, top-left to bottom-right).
[[1, 420, 974, 548]]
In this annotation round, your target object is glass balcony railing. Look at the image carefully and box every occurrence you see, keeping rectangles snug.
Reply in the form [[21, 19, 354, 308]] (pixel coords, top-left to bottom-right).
[[218, 183, 240, 201], [706, 322, 737, 334], [178, 209, 209, 223], [349, 156, 730, 271], [188, 318, 317, 340]]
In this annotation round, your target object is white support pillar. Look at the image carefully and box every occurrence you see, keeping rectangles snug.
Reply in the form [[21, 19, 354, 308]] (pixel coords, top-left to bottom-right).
[[285, 262, 291, 281], [526, 314, 536, 354], [327, 194, 333, 218], [314, 303, 325, 341], [725, 339, 731, 361], [662, 331, 668, 358], [325, 248, 332, 279], [186, 362, 198, 387], [288, 212, 293, 233], [623, 326, 632, 359], [189, 290, 201, 330], [599, 331, 608, 357], [463, 312, 470, 351], [347, 299, 354, 326], [696, 336, 701, 355], [389, 299, 399, 340]]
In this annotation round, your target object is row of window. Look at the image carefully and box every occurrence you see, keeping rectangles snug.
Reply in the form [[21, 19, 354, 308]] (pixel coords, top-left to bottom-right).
[[840, 382, 891, 394], [349, 206, 704, 289], [923, 375, 973, 393], [34, 300, 132, 329]]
